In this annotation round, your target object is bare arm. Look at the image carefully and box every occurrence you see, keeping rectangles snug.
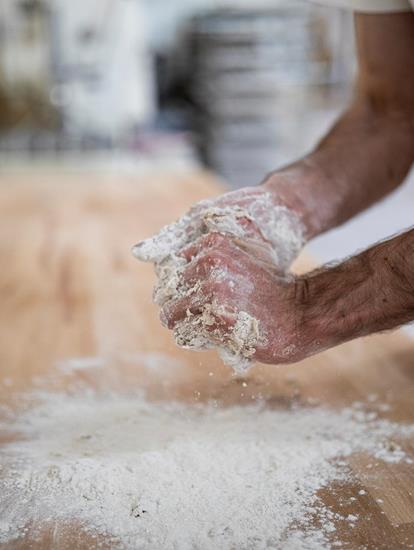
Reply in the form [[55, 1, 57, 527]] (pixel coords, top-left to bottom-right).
[[295, 229, 414, 360], [136, 13, 414, 365], [268, 12, 414, 360], [264, 13, 414, 239]]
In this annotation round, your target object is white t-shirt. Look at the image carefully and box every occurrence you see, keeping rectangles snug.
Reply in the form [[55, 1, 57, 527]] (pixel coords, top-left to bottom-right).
[[314, 0, 413, 11]]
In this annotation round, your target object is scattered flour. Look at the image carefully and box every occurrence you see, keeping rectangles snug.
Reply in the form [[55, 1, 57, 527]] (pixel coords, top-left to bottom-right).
[[132, 191, 304, 372], [57, 356, 107, 373], [57, 352, 184, 375], [1, 391, 413, 549]]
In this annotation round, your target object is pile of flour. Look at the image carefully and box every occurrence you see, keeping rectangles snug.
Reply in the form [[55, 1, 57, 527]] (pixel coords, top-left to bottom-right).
[[1, 391, 413, 549], [132, 192, 304, 372]]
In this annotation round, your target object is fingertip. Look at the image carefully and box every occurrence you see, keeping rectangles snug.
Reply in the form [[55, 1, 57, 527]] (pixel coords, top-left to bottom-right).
[[160, 298, 188, 329], [179, 232, 229, 262], [131, 240, 154, 262], [131, 242, 143, 258]]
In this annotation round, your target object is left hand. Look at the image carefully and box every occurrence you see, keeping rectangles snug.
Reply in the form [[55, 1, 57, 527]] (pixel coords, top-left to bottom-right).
[[160, 231, 308, 365]]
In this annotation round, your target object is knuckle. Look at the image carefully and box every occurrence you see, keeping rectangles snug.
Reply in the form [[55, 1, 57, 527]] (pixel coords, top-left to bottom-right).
[[160, 300, 182, 329], [201, 250, 223, 267], [206, 232, 226, 246], [203, 279, 222, 296]]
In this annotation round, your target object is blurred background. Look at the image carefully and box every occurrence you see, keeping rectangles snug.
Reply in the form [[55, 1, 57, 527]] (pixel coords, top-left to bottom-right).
[[0, 0, 354, 182], [1, 0, 413, 270]]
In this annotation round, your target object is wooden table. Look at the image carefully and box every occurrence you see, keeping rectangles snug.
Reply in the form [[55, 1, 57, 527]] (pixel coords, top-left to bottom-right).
[[0, 170, 413, 549]]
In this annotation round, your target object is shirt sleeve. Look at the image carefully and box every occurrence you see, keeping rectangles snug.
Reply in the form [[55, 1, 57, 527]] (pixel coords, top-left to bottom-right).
[[311, 0, 412, 12]]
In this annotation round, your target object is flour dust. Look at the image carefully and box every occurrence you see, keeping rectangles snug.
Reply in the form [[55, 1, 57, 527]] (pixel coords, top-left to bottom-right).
[[1, 391, 413, 549]]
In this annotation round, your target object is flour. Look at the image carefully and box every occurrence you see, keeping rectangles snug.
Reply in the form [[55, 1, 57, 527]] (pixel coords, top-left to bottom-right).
[[132, 191, 304, 371], [217, 311, 261, 374], [173, 307, 260, 374], [1, 391, 413, 549]]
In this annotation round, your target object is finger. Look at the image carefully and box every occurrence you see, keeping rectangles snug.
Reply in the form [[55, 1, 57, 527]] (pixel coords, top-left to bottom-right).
[[179, 232, 230, 262], [234, 217, 264, 241], [172, 307, 236, 351], [131, 221, 189, 263], [132, 205, 207, 263], [179, 223, 271, 269], [178, 209, 263, 262], [202, 207, 260, 241], [161, 275, 236, 329], [231, 236, 282, 271], [160, 283, 213, 328], [180, 247, 234, 288], [181, 240, 279, 292]]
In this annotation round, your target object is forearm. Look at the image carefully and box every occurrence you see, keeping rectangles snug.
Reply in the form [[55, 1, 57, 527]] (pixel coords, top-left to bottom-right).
[[271, 104, 413, 238], [263, 13, 414, 241], [295, 228, 414, 355]]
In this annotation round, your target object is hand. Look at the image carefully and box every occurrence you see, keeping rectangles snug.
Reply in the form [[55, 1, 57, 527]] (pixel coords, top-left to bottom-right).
[[132, 179, 307, 369], [132, 183, 305, 275], [160, 232, 308, 367]]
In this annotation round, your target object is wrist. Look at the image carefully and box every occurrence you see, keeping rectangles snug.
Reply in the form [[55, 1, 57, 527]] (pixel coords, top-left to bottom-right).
[[367, 230, 414, 319], [261, 159, 334, 241], [294, 254, 373, 355], [295, 229, 414, 355]]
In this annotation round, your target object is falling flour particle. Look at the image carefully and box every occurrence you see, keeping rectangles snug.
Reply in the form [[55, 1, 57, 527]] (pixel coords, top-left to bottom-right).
[[132, 192, 304, 372], [1, 391, 414, 549]]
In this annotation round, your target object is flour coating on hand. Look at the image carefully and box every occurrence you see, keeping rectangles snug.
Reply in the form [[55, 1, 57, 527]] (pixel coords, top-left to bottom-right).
[[132, 193, 304, 371], [174, 308, 260, 374], [133, 193, 304, 269]]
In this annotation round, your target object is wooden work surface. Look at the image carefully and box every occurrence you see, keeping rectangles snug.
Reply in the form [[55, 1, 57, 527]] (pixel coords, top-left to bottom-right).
[[0, 170, 413, 549]]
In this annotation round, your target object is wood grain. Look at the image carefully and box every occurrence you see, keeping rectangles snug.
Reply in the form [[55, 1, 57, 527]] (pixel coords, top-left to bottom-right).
[[0, 170, 413, 549]]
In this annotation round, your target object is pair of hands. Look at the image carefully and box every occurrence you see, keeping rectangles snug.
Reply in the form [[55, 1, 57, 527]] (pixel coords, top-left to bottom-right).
[[134, 179, 313, 365]]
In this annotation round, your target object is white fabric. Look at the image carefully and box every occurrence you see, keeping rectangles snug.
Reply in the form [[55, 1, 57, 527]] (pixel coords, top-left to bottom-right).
[[312, 0, 413, 11]]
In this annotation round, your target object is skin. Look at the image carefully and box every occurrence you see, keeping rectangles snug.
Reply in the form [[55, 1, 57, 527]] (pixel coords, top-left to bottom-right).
[[159, 13, 414, 364], [161, 232, 300, 363]]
